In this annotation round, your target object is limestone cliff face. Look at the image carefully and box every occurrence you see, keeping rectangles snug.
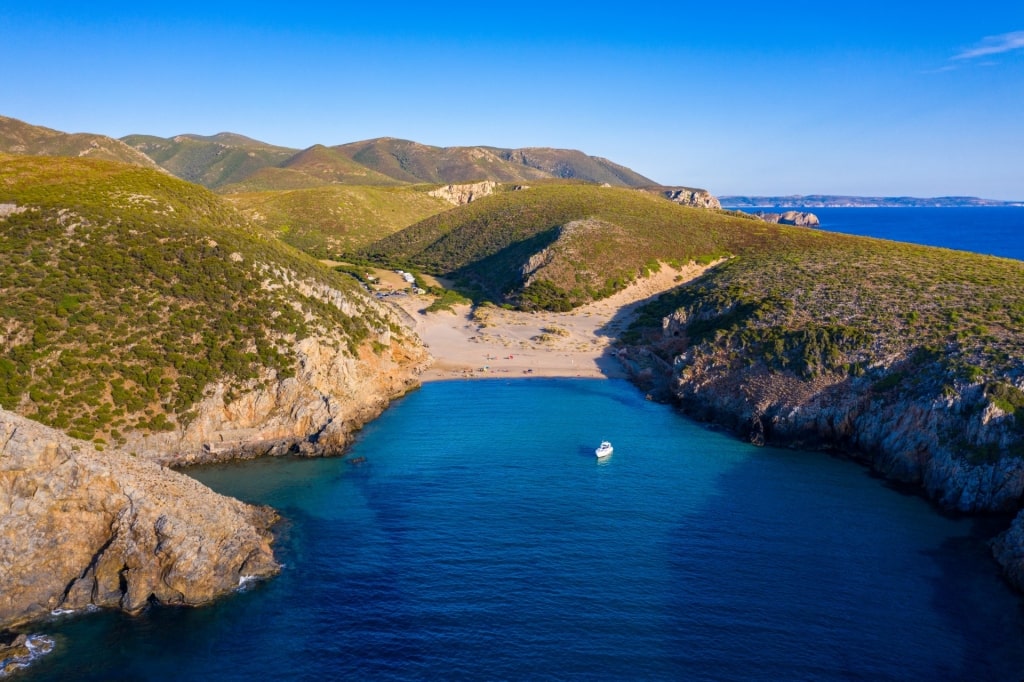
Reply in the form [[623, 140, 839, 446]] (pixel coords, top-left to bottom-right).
[[428, 181, 497, 206], [651, 187, 722, 210], [753, 210, 820, 227], [0, 409, 279, 630], [619, 310, 1024, 590], [118, 277, 431, 467], [654, 358, 1024, 512]]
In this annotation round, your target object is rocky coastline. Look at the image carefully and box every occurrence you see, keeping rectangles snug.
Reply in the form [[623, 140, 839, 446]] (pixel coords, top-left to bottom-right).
[[0, 409, 280, 631], [0, 295, 431, 674], [617, 336, 1024, 592], [118, 329, 430, 467], [751, 210, 820, 227]]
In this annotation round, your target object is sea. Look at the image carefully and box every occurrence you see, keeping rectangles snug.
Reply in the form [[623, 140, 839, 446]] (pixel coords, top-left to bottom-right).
[[730, 206, 1024, 261], [19, 208, 1024, 681]]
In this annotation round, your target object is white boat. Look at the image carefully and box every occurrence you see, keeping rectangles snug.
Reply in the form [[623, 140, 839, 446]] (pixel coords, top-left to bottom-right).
[[595, 441, 613, 458]]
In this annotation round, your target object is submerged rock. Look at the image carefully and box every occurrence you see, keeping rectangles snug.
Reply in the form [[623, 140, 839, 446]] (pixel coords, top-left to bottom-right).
[[0, 633, 54, 677]]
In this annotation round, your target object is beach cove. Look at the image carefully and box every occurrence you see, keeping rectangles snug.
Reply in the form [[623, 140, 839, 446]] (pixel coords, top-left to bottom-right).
[[390, 262, 710, 381], [23, 378, 1024, 680]]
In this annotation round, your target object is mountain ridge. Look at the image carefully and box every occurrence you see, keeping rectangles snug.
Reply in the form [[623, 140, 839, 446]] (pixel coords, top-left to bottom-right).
[[0, 115, 163, 171]]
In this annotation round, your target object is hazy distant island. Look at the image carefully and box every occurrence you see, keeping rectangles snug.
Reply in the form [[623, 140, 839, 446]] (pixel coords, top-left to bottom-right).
[[721, 194, 1024, 208]]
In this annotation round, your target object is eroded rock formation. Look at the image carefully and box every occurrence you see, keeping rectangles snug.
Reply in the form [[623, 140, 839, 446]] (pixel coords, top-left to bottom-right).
[[618, 316, 1024, 591], [428, 180, 497, 205], [120, 327, 430, 466], [753, 210, 820, 227], [653, 187, 722, 209], [0, 409, 280, 630]]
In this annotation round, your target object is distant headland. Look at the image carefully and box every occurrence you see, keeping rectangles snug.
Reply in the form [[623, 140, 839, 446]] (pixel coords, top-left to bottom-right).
[[720, 195, 1024, 208]]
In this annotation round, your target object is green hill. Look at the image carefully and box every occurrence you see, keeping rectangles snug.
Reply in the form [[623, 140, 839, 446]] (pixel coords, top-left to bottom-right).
[[360, 183, 756, 308], [332, 138, 656, 186], [0, 153, 404, 446], [617, 215, 1024, 480], [276, 145, 405, 187], [0, 115, 162, 170], [626, 238, 1024, 385], [121, 131, 658, 192], [121, 132, 298, 188], [226, 184, 451, 257]]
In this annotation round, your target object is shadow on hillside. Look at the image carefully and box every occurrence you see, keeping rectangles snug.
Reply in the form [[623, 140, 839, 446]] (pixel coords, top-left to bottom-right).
[[590, 286, 676, 381]]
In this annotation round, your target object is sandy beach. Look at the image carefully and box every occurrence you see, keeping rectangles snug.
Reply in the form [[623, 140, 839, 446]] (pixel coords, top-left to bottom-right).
[[388, 263, 710, 382]]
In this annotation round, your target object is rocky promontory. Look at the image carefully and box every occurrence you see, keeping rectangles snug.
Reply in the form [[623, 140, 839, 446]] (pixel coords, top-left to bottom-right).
[[0, 408, 279, 631], [646, 186, 722, 209], [119, 317, 431, 467], [618, 238, 1024, 590], [752, 210, 820, 227]]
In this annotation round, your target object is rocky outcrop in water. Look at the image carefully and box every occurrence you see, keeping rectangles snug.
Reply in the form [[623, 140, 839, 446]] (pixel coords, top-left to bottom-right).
[[0, 409, 279, 631], [753, 210, 820, 227]]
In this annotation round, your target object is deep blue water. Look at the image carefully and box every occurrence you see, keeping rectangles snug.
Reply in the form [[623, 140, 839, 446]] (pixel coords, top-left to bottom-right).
[[26, 380, 1024, 681], [728, 206, 1024, 261]]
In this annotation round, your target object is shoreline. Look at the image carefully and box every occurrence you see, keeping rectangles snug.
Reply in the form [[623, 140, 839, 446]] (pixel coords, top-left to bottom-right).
[[387, 263, 710, 383]]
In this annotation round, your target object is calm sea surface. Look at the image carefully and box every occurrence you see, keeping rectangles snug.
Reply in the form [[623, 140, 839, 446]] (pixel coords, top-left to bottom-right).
[[27, 379, 1024, 681], [730, 206, 1024, 261]]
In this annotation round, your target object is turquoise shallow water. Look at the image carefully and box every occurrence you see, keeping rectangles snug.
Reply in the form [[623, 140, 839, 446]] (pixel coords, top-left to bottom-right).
[[26, 379, 1024, 680]]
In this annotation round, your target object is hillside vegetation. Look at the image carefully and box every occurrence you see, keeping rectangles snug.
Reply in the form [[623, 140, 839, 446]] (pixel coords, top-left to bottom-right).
[[0, 154, 402, 446], [0, 115, 162, 171], [226, 184, 451, 257], [360, 183, 768, 309], [628, 240, 1024, 383], [622, 230, 1024, 471], [331, 138, 656, 186], [119, 130, 658, 191], [121, 133, 298, 189]]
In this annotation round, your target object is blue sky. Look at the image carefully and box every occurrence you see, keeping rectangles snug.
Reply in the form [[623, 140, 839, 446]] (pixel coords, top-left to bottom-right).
[[2, 2, 1022, 198]]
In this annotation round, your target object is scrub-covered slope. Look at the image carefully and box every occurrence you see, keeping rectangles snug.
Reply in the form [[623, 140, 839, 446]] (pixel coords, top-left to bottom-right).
[[0, 154, 428, 463], [618, 233, 1024, 584], [362, 183, 772, 309]]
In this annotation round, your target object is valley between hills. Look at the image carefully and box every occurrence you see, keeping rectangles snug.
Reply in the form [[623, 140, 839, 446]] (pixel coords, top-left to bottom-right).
[[3, 113, 1024, 664]]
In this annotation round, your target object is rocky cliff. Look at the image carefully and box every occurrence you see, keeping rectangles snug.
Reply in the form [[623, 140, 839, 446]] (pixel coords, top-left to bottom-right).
[[753, 210, 820, 227], [117, 282, 431, 467], [618, 243, 1024, 590], [648, 187, 722, 209], [427, 180, 498, 206], [0, 408, 279, 631], [619, 332, 1024, 589]]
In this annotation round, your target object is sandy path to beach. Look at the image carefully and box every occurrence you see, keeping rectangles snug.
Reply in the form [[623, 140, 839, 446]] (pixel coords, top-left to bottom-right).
[[388, 263, 710, 382]]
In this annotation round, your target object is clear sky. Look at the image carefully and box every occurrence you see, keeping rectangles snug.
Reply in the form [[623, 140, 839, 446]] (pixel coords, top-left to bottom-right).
[[2, 2, 1022, 199]]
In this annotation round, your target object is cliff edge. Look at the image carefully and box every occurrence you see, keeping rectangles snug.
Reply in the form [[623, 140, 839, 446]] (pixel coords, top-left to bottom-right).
[[618, 239, 1024, 589], [0, 409, 279, 631]]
